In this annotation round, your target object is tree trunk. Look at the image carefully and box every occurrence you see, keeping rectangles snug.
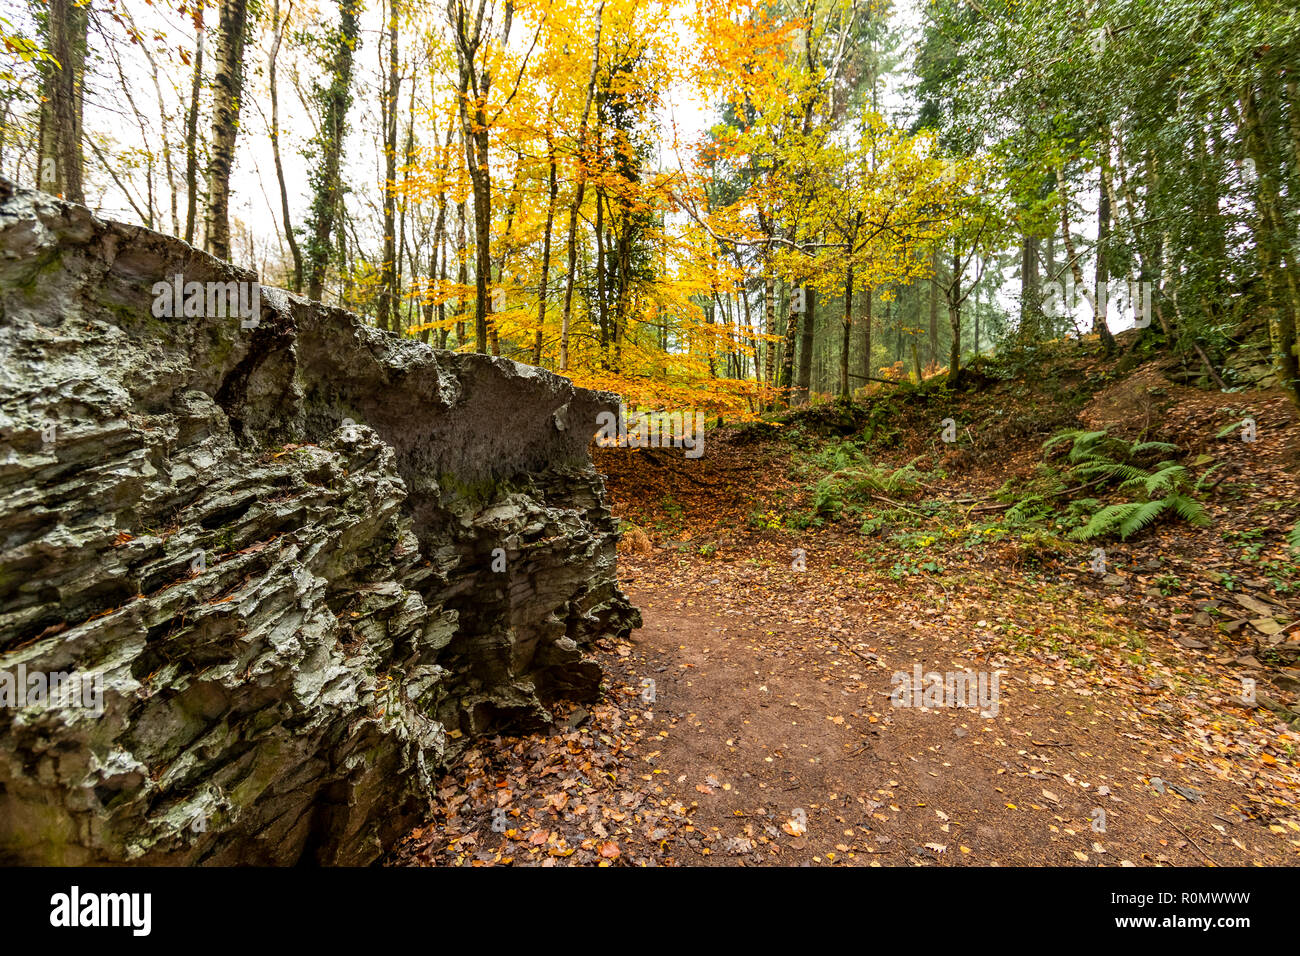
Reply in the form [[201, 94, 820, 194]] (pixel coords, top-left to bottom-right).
[[455, 194, 468, 345], [946, 245, 962, 388], [839, 263, 854, 399], [1054, 166, 1092, 342], [533, 133, 557, 366], [860, 284, 873, 384], [379, 0, 401, 332], [595, 188, 607, 364], [778, 292, 799, 405], [1241, 82, 1300, 403], [204, 0, 249, 260], [268, 0, 303, 291], [928, 249, 939, 366], [490, 156, 522, 357], [183, 11, 204, 245], [1019, 232, 1038, 338], [305, 0, 360, 300], [1095, 140, 1117, 354], [764, 275, 777, 396], [796, 286, 815, 403], [36, 0, 88, 204], [559, 1, 604, 371]]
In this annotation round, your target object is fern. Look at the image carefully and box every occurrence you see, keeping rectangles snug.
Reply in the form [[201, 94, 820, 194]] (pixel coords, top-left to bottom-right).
[[1288, 520, 1300, 555], [1129, 440, 1179, 456], [1006, 494, 1047, 523], [1214, 420, 1244, 439], [1071, 503, 1142, 541], [1163, 494, 1208, 526], [1044, 429, 1108, 458], [1194, 463, 1225, 492], [1046, 427, 1210, 543], [1118, 500, 1168, 539], [1074, 461, 1149, 483], [1143, 464, 1187, 496]]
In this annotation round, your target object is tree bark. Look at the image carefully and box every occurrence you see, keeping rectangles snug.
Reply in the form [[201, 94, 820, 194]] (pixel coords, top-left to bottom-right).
[[36, 0, 88, 204], [796, 286, 815, 403], [1095, 139, 1117, 354], [305, 0, 361, 301], [947, 244, 962, 387], [928, 249, 939, 366], [1240, 82, 1300, 403], [268, 0, 303, 291], [839, 263, 854, 399], [183, 10, 204, 245], [204, 0, 249, 260], [559, 1, 604, 371], [533, 132, 557, 365], [379, 0, 401, 332]]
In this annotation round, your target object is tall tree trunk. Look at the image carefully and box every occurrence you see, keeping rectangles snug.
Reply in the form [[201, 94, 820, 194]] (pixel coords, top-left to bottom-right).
[[613, 208, 631, 371], [268, 0, 303, 291], [860, 284, 873, 384], [379, 0, 401, 332], [36, 0, 88, 204], [595, 188, 607, 365], [796, 286, 815, 403], [764, 275, 777, 395], [423, 115, 452, 345], [1095, 138, 1117, 354], [1054, 166, 1093, 342], [204, 0, 249, 260], [778, 290, 799, 405], [397, 97, 415, 334], [490, 156, 522, 357], [928, 249, 940, 366], [559, 1, 604, 371], [183, 10, 204, 245], [1240, 82, 1300, 403], [533, 132, 557, 366], [449, 0, 514, 353], [455, 194, 468, 345], [839, 263, 854, 399], [947, 244, 962, 387], [730, 251, 756, 381], [305, 0, 361, 301], [1019, 232, 1039, 338]]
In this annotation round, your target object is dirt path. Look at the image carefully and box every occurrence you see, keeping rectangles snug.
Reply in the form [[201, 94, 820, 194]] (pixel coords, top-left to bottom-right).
[[396, 364, 1300, 867], [396, 536, 1300, 866], [603, 544, 1300, 866]]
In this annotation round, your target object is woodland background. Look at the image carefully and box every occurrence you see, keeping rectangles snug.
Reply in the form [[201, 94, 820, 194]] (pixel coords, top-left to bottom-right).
[[4, 0, 1298, 415]]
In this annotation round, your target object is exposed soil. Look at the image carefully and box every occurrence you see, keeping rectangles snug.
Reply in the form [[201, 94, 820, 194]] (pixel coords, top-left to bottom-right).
[[394, 350, 1300, 866]]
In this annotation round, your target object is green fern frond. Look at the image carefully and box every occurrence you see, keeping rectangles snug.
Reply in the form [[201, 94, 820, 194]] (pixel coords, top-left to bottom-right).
[[1006, 494, 1046, 523], [1069, 502, 1141, 541], [1144, 464, 1187, 496], [1043, 429, 1092, 452], [1129, 440, 1179, 456], [1118, 500, 1168, 539], [1162, 493, 1208, 526], [1214, 421, 1243, 439], [1289, 520, 1300, 555], [1075, 462, 1149, 483], [1194, 463, 1225, 492], [1066, 431, 1113, 462]]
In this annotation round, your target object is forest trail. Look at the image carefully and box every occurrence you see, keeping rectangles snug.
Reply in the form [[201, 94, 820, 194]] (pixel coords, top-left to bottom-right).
[[397, 351, 1300, 866], [397, 536, 1300, 866]]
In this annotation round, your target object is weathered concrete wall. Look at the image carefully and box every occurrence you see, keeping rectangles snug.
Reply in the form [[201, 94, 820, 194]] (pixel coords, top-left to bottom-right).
[[0, 180, 639, 864]]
